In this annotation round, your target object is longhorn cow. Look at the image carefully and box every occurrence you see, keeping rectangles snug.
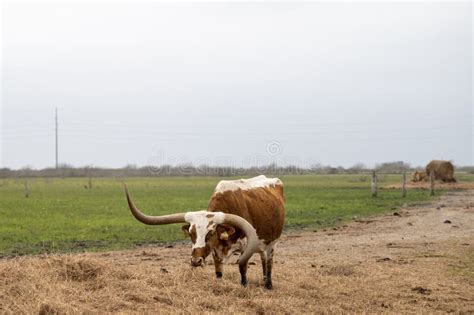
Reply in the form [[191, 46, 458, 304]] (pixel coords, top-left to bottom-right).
[[125, 175, 285, 289]]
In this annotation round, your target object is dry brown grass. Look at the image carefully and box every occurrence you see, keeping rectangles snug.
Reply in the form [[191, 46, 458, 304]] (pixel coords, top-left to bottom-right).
[[1, 191, 473, 314]]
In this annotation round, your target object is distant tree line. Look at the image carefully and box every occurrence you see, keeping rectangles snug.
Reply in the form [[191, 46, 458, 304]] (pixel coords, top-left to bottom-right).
[[0, 161, 472, 178]]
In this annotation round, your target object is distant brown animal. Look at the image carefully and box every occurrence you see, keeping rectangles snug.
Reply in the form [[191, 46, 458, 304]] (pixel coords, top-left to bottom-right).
[[125, 175, 285, 289], [411, 170, 427, 182], [425, 160, 456, 183]]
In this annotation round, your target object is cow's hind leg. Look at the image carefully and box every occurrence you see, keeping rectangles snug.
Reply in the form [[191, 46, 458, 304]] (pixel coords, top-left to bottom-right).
[[264, 246, 274, 289]]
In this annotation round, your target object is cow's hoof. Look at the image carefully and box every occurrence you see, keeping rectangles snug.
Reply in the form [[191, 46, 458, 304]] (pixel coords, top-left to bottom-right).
[[241, 279, 248, 287], [264, 281, 273, 290], [215, 272, 222, 279]]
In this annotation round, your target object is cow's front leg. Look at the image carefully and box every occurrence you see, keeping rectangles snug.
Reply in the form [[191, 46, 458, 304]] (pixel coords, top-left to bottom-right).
[[260, 251, 268, 282], [212, 252, 223, 279], [239, 262, 248, 287]]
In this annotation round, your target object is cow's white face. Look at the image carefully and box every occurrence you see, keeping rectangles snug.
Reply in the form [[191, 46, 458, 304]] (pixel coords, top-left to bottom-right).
[[182, 211, 238, 267]]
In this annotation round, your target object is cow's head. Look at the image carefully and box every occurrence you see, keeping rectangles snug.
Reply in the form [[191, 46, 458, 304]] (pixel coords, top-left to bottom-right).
[[124, 184, 258, 268], [181, 219, 239, 267]]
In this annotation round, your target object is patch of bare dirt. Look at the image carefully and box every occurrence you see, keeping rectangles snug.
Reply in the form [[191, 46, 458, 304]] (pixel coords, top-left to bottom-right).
[[386, 180, 474, 190], [1, 191, 473, 314]]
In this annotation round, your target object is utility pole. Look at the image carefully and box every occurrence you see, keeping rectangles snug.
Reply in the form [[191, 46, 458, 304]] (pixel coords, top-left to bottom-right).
[[55, 107, 58, 169]]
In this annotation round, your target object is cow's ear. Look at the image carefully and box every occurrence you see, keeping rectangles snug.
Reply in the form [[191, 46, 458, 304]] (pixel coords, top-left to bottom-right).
[[181, 224, 191, 236], [218, 224, 236, 240]]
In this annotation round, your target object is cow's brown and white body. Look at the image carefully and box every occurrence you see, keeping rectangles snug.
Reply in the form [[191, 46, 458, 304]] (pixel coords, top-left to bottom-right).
[[125, 175, 285, 289], [207, 176, 284, 288]]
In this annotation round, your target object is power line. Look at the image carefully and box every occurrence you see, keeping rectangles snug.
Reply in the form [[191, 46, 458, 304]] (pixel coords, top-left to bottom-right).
[[55, 107, 58, 169]]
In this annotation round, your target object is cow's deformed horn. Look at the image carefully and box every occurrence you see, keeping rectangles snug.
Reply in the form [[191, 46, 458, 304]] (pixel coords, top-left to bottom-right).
[[124, 184, 186, 225], [222, 213, 260, 266]]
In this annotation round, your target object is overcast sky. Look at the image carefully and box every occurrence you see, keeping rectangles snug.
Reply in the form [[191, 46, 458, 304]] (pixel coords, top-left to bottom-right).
[[1, 1, 472, 169]]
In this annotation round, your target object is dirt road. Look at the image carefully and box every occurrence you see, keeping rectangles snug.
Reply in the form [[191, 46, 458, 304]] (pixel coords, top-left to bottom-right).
[[1, 190, 473, 314]]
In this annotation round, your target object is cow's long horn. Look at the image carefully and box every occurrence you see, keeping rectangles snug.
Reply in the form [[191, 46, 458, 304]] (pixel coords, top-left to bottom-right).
[[124, 184, 186, 225], [222, 214, 260, 266]]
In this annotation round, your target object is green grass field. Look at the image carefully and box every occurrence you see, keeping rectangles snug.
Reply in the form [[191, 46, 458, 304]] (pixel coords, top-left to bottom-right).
[[0, 174, 460, 256]]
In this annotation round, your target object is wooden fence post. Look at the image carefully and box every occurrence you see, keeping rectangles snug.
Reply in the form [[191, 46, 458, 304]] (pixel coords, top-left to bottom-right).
[[430, 170, 435, 196], [371, 171, 378, 197], [402, 172, 407, 197], [24, 180, 29, 198]]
